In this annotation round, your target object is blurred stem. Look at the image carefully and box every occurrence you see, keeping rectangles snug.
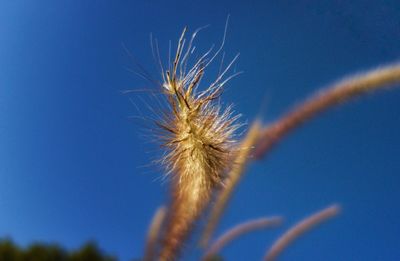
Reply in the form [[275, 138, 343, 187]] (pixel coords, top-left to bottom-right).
[[143, 206, 166, 261], [263, 204, 340, 261], [201, 63, 400, 249], [202, 216, 282, 261], [255, 63, 400, 158], [200, 121, 262, 247]]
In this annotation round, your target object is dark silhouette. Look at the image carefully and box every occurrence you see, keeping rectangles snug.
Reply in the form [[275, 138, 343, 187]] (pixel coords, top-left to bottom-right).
[[0, 238, 117, 261]]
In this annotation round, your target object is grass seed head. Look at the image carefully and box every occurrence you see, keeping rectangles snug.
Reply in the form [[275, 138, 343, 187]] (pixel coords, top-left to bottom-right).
[[156, 27, 240, 260]]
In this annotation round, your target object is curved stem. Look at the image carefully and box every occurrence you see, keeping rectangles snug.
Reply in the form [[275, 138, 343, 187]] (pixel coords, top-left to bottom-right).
[[255, 64, 400, 158], [200, 121, 262, 247], [202, 216, 282, 260], [264, 204, 340, 261]]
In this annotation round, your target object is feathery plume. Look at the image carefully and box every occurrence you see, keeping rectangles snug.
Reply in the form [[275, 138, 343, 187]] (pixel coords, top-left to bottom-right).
[[156, 25, 240, 260]]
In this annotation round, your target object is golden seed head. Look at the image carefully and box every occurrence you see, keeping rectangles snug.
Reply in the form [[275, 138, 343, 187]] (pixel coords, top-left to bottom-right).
[[156, 26, 241, 260], [157, 27, 240, 186]]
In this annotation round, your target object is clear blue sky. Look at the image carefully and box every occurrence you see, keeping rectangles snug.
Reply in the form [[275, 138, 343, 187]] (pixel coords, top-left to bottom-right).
[[1, 1, 400, 260]]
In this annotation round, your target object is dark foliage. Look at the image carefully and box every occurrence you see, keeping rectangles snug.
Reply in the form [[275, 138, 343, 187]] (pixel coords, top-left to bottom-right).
[[0, 238, 117, 261]]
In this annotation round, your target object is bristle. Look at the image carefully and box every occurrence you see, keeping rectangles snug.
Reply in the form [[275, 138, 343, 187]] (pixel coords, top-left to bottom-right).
[[156, 27, 239, 260]]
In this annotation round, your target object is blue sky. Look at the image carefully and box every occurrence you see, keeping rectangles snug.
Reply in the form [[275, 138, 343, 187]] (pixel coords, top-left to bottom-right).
[[1, 1, 400, 260]]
